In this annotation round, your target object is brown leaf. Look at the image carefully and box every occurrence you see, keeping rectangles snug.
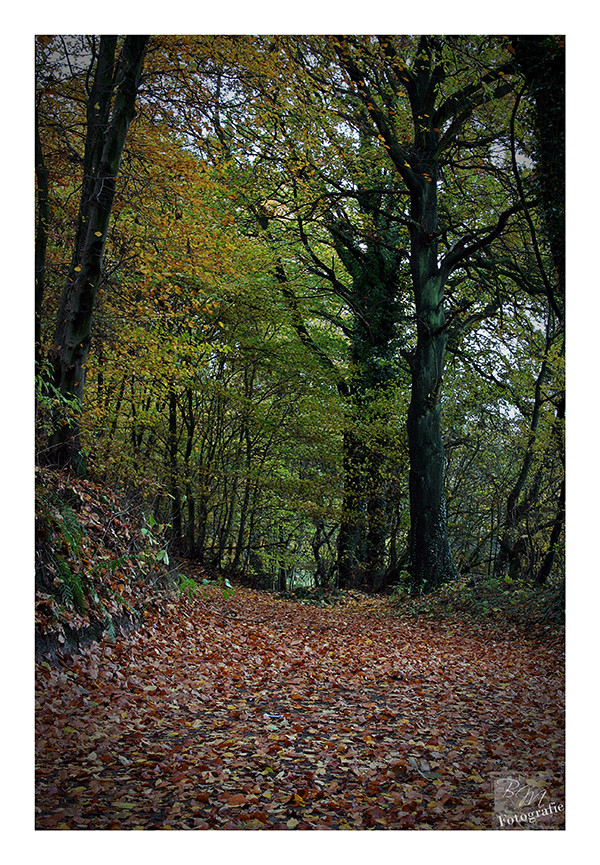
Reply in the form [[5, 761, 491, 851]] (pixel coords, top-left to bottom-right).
[[227, 794, 246, 807]]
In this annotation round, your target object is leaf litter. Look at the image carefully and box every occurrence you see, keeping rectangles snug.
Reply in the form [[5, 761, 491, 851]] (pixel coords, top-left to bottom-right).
[[35, 585, 564, 830]]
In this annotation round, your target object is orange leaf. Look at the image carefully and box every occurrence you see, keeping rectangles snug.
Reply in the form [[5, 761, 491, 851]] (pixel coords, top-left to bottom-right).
[[227, 794, 246, 806]]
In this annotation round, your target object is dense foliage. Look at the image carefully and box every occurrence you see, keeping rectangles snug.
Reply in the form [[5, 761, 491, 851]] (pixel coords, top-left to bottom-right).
[[35, 34, 564, 598]]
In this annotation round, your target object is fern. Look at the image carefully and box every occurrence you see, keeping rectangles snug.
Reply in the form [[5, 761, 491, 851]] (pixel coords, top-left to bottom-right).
[[60, 506, 85, 554], [55, 555, 86, 613], [103, 614, 116, 642]]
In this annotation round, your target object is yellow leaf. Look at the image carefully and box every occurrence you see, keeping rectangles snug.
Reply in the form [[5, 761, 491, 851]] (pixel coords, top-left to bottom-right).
[[94, 231, 102, 237], [74, 266, 82, 272]]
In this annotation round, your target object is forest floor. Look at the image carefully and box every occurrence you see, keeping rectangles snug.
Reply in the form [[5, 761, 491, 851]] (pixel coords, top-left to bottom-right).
[[35, 580, 565, 830]]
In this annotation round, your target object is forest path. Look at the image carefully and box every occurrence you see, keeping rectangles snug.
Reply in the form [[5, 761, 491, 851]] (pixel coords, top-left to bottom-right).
[[35, 586, 564, 829]]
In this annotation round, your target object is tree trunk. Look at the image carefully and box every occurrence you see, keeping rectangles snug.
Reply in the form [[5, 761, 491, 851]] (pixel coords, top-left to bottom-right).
[[168, 389, 183, 543], [334, 37, 461, 593], [495, 349, 549, 578], [196, 494, 209, 563], [365, 490, 388, 590], [333, 35, 528, 593], [185, 486, 196, 558], [35, 105, 50, 378], [49, 35, 148, 473], [406, 327, 457, 593], [337, 429, 366, 588], [512, 36, 564, 318], [512, 37, 565, 588], [536, 477, 565, 585], [406, 168, 458, 593]]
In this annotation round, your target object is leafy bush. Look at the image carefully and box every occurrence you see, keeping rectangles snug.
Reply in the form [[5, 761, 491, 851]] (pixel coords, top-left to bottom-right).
[[35, 364, 82, 463], [202, 575, 235, 600], [177, 574, 201, 600], [391, 572, 565, 631]]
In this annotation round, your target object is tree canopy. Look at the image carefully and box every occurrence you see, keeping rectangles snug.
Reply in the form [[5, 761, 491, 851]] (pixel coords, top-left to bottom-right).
[[35, 34, 565, 595]]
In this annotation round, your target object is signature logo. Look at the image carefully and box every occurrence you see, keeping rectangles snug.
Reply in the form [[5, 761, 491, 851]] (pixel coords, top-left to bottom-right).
[[493, 775, 564, 829], [496, 777, 547, 808]]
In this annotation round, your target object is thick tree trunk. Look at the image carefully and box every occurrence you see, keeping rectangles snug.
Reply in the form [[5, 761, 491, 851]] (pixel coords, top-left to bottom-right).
[[406, 155, 458, 592], [312, 520, 334, 588], [333, 35, 530, 594], [512, 36, 564, 318], [334, 250, 400, 590], [512, 37, 565, 588], [337, 402, 393, 590], [49, 35, 148, 473], [51, 36, 118, 387], [406, 327, 458, 593]]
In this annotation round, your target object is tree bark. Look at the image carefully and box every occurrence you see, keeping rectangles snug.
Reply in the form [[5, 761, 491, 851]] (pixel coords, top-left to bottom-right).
[[511, 36, 564, 319], [512, 37, 565, 586], [337, 429, 366, 588], [168, 389, 183, 543], [535, 476, 565, 585], [406, 311, 458, 592], [49, 35, 149, 473], [405, 116, 458, 593], [495, 354, 548, 578]]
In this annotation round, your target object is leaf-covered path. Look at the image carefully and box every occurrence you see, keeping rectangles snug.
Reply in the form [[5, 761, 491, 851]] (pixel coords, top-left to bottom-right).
[[35, 587, 565, 830]]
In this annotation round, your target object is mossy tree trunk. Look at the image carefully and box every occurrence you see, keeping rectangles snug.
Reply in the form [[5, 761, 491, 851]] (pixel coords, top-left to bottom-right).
[[405, 187, 458, 593], [334, 35, 520, 593], [328, 193, 404, 590]]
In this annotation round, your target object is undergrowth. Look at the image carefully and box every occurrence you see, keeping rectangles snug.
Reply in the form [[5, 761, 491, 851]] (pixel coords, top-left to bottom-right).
[[391, 572, 565, 634], [35, 467, 174, 649]]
